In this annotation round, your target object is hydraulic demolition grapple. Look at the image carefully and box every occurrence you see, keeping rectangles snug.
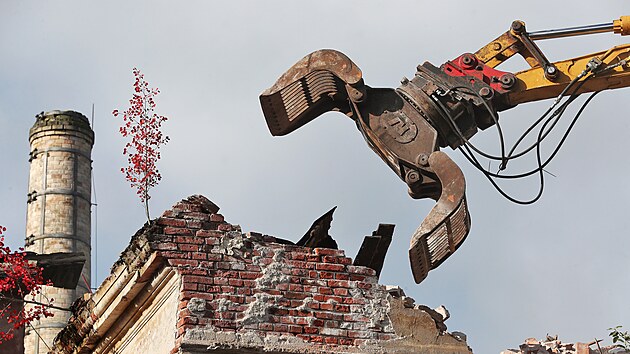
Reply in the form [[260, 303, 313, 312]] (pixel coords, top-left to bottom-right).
[[260, 16, 630, 284]]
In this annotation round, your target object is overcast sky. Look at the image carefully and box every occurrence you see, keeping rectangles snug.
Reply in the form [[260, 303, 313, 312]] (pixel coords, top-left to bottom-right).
[[2, 1, 630, 352]]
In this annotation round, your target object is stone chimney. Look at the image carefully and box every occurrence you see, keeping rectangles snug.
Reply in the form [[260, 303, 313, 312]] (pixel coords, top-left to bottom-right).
[[24, 110, 94, 353]]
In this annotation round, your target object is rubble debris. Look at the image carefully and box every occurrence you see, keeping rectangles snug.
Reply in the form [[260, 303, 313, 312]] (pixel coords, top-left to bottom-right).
[[501, 336, 630, 354], [296, 206, 338, 249], [385, 285, 406, 298], [354, 223, 394, 277]]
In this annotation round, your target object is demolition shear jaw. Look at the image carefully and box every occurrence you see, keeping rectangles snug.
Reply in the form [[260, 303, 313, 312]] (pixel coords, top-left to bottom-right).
[[259, 49, 471, 284]]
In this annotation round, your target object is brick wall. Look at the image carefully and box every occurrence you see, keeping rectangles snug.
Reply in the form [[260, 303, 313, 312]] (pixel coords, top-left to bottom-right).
[[152, 196, 468, 353]]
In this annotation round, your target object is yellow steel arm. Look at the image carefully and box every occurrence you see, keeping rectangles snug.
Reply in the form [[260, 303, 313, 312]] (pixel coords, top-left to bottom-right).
[[472, 16, 630, 107], [507, 44, 630, 106]]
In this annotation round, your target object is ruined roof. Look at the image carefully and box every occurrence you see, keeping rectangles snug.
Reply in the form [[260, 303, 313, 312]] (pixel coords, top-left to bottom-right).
[[50, 195, 471, 354]]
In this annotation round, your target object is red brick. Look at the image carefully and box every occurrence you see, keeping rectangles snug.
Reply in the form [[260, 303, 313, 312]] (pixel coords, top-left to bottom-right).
[[177, 316, 198, 326], [279, 316, 295, 324], [182, 282, 197, 291], [296, 334, 310, 341], [273, 324, 289, 332], [322, 256, 352, 265], [242, 280, 256, 287], [246, 264, 261, 272], [176, 236, 204, 244], [313, 294, 325, 302], [216, 269, 238, 278], [323, 295, 342, 303], [239, 271, 260, 280], [291, 268, 308, 277], [182, 212, 210, 221], [218, 224, 233, 231], [157, 218, 186, 227], [319, 287, 333, 295], [213, 320, 236, 329], [192, 252, 206, 260], [236, 288, 251, 296], [323, 320, 339, 328], [327, 279, 350, 288], [334, 304, 350, 312], [316, 263, 345, 272], [286, 260, 313, 269], [219, 311, 235, 320], [168, 259, 198, 267], [320, 303, 334, 311], [257, 258, 273, 265], [288, 252, 306, 261], [339, 338, 354, 346], [160, 251, 187, 259], [342, 297, 365, 305], [204, 237, 219, 245], [216, 262, 231, 270], [324, 337, 338, 345], [182, 275, 214, 285], [153, 242, 177, 251], [288, 284, 304, 292], [334, 273, 350, 280], [304, 327, 319, 334], [228, 278, 243, 287], [186, 219, 203, 229], [314, 312, 335, 320], [346, 265, 376, 276], [295, 317, 311, 325], [165, 227, 193, 235], [343, 314, 369, 323], [378, 333, 397, 341], [228, 295, 245, 304], [306, 255, 321, 262], [196, 229, 223, 237], [333, 288, 348, 296], [207, 255, 223, 264], [303, 285, 318, 293], [311, 319, 324, 327], [270, 308, 289, 316], [284, 291, 308, 300], [179, 244, 200, 252], [178, 268, 207, 276], [210, 213, 224, 222], [259, 323, 273, 331], [180, 292, 213, 301], [348, 330, 370, 338], [314, 248, 345, 257], [289, 325, 303, 334], [319, 272, 334, 279], [356, 282, 373, 290], [220, 285, 235, 293], [310, 335, 324, 343]]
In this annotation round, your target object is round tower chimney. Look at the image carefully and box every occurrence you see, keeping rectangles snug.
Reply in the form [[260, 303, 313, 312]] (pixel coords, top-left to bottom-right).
[[24, 110, 94, 353]]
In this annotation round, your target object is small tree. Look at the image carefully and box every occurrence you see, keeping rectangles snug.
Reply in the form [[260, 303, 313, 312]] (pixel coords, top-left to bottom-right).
[[0, 225, 53, 343], [113, 68, 169, 222], [609, 326, 630, 351]]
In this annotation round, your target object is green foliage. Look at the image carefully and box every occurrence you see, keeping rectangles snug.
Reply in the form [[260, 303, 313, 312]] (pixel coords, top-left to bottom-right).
[[609, 326, 630, 350]]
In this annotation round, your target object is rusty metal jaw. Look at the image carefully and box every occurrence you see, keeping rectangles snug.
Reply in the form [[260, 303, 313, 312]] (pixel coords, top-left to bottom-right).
[[259, 49, 363, 136], [408, 152, 470, 284]]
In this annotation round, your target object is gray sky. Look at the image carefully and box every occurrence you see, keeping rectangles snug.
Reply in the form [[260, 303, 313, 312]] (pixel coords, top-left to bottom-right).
[[2, 1, 630, 352]]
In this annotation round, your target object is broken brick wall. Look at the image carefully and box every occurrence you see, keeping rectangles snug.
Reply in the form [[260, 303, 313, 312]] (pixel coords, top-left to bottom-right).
[[157, 196, 470, 353]]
